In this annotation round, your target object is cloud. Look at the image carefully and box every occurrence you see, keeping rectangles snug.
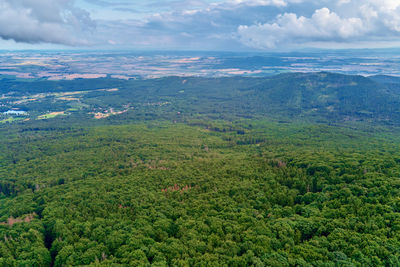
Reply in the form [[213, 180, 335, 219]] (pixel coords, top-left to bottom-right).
[[0, 0, 95, 45], [368, 0, 400, 32], [91, 0, 286, 50], [238, 8, 365, 48], [87, 0, 400, 50], [237, 0, 400, 49], [5, 0, 400, 50]]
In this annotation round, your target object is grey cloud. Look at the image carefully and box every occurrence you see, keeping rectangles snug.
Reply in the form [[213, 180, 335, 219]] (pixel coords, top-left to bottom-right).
[[93, 1, 284, 50], [91, 0, 340, 50], [0, 0, 95, 45]]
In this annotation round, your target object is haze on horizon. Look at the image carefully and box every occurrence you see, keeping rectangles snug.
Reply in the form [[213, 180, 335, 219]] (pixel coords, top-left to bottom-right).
[[1, 0, 400, 51]]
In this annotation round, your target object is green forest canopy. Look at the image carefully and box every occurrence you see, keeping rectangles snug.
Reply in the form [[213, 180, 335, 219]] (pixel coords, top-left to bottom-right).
[[0, 73, 400, 266]]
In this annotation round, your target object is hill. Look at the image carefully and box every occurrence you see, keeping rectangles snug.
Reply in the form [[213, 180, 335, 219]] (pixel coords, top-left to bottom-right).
[[1, 73, 400, 265]]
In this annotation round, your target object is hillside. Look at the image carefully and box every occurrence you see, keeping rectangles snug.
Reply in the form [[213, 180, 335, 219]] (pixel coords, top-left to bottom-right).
[[241, 72, 400, 123], [1, 73, 400, 265]]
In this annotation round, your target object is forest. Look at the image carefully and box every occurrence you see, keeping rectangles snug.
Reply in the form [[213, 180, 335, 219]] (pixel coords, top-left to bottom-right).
[[1, 73, 400, 266]]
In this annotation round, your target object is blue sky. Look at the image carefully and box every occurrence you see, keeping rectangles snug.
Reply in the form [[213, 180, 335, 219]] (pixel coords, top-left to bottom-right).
[[1, 0, 400, 50]]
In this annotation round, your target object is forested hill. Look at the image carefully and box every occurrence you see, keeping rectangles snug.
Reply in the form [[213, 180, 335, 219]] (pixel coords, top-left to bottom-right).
[[2, 72, 400, 265], [1, 72, 400, 125], [242, 72, 400, 123]]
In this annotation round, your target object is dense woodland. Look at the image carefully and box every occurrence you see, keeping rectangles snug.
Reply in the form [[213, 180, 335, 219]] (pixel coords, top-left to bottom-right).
[[1, 73, 400, 266]]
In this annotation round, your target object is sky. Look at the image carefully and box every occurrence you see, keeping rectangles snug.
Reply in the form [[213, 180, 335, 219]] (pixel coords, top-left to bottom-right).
[[1, 0, 400, 51]]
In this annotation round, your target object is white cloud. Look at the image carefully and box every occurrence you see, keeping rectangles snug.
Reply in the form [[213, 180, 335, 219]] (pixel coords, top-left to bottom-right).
[[364, 0, 400, 32], [237, 0, 400, 49], [369, 0, 400, 11], [238, 8, 364, 48]]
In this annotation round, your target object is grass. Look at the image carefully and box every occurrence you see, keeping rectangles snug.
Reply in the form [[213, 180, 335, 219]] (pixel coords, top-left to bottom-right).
[[37, 112, 67, 120]]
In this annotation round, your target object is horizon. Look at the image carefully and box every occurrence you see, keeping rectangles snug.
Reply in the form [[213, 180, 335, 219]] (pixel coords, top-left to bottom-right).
[[2, 49, 400, 80]]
